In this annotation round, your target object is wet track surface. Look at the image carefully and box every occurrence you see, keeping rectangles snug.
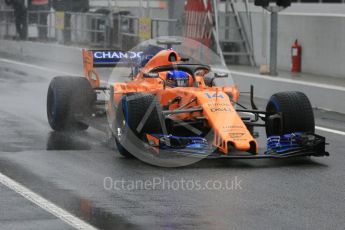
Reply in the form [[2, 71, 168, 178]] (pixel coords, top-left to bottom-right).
[[0, 56, 345, 230]]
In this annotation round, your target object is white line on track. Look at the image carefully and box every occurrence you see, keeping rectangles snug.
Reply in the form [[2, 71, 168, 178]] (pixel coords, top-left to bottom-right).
[[0, 57, 110, 85], [316, 126, 345, 136], [1, 57, 345, 138], [281, 12, 345, 18], [229, 70, 345, 92], [0, 58, 77, 76], [0, 172, 98, 230], [212, 67, 345, 91]]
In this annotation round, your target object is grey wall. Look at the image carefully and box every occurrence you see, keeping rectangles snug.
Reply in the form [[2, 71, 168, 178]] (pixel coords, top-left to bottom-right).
[[250, 12, 345, 79], [1, 38, 344, 113]]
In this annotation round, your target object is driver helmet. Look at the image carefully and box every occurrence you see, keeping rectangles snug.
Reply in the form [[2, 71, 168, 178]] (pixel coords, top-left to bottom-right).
[[166, 71, 189, 87]]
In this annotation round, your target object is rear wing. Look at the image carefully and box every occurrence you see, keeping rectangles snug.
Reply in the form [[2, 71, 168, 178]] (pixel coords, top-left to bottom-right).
[[82, 49, 144, 88], [82, 47, 179, 87], [83, 49, 144, 68]]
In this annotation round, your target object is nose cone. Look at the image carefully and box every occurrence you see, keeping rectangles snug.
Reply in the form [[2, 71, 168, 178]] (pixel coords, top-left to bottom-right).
[[197, 91, 256, 154]]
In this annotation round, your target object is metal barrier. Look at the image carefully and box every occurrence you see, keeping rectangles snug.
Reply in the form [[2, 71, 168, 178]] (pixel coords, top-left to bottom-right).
[[113, 15, 178, 50], [0, 9, 178, 49], [0, 10, 15, 39], [0, 9, 108, 46], [113, 14, 139, 50], [152, 17, 178, 38], [27, 10, 53, 40], [64, 11, 108, 47]]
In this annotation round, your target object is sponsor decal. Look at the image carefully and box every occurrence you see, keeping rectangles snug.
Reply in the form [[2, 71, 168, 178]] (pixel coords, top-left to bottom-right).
[[93, 51, 143, 60], [207, 103, 231, 107], [210, 107, 232, 112], [228, 133, 245, 138], [207, 102, 233, 112], [223, 125, 244, 129], [139, 17, 152, 40], [55, 12, 65, 30], [205, 92, 224, 99]]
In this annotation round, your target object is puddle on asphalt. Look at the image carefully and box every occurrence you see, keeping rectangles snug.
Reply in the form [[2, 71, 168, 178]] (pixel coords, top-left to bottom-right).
[[0, 159, 139, 230], [46, 132, 92, 151], [78, 198, 138, 230], [0, 66, 45, 84], [0, 111, 48, 152]]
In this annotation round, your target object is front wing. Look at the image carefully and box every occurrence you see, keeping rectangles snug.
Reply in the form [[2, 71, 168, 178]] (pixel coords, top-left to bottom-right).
[[145, 133, 329, 159]]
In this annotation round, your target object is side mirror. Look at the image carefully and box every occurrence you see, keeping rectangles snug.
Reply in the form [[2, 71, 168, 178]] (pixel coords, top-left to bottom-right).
[[214, 72, 228, 78], [143, 72, 159, 78]]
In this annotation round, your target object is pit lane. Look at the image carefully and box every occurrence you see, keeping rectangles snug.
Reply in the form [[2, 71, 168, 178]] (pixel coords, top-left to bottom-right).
[[0, 57, 344, 230]]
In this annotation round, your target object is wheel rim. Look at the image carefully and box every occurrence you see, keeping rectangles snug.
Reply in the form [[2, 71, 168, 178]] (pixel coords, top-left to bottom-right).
[[116, 118, 126, 141], [47, 87, 56, 124], [266, 101, 280, 136]]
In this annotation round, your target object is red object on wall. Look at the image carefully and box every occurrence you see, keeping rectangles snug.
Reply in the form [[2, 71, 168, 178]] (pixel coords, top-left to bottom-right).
[[31, 0, 49, 5], [291, 39, 302, 73], [183, 0, 213, 47]]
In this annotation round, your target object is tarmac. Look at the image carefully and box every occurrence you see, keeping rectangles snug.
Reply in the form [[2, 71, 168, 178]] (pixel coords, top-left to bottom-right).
[[0, 40, 344, 230]]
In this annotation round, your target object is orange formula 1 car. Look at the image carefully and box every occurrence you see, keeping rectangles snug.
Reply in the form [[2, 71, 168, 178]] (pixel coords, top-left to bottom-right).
[[46, 42, 329, 160]]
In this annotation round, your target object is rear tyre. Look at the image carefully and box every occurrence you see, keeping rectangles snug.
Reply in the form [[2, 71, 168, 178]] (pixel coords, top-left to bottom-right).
[[265, 91, 315, 136], [47, 76, 96, 131], [114, 93, 163, 158]]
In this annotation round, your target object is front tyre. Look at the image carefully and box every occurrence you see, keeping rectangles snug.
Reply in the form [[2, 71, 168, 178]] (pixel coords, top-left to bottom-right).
[[114, 93, 163, 158], [265, 91, 315, 136]]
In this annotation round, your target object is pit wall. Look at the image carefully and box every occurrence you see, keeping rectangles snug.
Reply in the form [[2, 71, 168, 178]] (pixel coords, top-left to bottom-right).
[[1, 38, 345, 113], [0, 39, 83, 69], [247, 12, 345, 79]]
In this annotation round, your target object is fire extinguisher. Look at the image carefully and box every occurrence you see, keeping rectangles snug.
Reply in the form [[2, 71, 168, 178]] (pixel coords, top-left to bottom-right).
[[291, 39, 302, 73]]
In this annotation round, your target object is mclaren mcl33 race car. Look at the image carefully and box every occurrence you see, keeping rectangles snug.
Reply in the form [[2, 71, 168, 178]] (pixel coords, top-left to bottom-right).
[[46, 41, 329, 163]]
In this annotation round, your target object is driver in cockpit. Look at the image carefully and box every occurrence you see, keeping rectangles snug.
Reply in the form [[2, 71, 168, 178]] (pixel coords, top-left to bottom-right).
[[166, 71, 191, 88]]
